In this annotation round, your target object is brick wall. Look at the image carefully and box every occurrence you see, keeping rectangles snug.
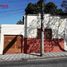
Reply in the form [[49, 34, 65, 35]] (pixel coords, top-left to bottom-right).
[[23, 38, 64, 54]]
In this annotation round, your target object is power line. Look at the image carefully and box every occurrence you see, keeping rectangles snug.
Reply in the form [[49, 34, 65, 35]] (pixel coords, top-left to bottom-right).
[[0, 12, 23, 24], [0, 0, 25, 9], [0, 8, 23, 13], [0, 11, 23, 18], [0, 10, 23, 15], [0, 8, 24, 18], [0, 0, 23, 3]]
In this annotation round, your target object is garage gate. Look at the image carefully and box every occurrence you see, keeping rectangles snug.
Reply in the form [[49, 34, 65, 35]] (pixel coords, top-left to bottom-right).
[[3, 35, 23, 54]]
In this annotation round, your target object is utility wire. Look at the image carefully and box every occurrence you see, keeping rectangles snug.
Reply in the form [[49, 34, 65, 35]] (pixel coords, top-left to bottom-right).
[[0, 11, 23, 18], [0, 10, 23, 15], [0, 0, 23, 3], [0, 8, 24, 18], [0, 0, 25, 9], [0, 8, 23, 13]]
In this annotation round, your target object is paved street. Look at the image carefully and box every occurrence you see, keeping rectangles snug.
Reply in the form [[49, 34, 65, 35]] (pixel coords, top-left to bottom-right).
[[0, 52, 67, 61], [0, 57, 67, 67], [0, 52, 67, 67]]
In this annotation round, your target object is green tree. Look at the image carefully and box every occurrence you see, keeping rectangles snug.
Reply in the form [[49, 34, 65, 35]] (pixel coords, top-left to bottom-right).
[[25, 3, 38, 14], [36, 0, 45, 13], [55, 9, 64, 14], [45, 2, 57, 14], [25, 0, 45, 14], [25, 1, 64, 15], [17, 16, 24, 24]]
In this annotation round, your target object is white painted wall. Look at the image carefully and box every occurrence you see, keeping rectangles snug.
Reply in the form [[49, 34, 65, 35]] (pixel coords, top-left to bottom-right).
[[25, 14, 66, 39], [25, 14, 67, 51], [1, 24, 24, 35], [24, 15, 38, 38]]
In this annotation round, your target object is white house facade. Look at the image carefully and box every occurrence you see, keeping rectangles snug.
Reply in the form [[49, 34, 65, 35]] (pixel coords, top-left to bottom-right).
[[0, 14, 67, 54]]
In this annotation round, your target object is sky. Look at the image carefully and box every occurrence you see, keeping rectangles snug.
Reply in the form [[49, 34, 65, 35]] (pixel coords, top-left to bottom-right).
[[0, 0, 63, 24]]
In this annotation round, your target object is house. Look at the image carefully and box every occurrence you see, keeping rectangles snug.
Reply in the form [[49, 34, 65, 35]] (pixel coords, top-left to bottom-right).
[[0, 14, 67, 54]]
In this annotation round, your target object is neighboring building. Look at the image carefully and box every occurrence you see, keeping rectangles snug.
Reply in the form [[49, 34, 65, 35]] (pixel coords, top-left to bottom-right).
[[0, 14, 67, 54], [0, 25, 24, 54]]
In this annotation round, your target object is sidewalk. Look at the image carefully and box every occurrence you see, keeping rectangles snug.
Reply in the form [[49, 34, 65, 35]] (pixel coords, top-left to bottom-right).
[[0, 52, 67, 62]]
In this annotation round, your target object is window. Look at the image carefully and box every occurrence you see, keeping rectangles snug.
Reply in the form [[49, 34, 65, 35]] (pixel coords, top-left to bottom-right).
[[44, 28, 52, 40]]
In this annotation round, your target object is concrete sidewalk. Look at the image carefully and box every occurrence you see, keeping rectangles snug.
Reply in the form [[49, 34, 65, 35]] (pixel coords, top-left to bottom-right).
[[0, 52, 67, 62]]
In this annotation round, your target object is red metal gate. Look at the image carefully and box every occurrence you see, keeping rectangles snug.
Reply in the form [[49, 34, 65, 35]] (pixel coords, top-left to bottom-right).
[[3, 35, 23, 54]]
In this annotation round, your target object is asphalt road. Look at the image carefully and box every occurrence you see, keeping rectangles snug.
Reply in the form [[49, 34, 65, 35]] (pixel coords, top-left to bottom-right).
[[0, 57, 67, 67]]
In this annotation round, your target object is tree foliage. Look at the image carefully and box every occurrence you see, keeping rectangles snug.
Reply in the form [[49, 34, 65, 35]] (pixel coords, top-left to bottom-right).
[[25, 3, 38, 14], [55, 9, 64, 14], [25, 0, 45, 14], [25, 0, 64, 15], [45, 2, 57, 14], [17, 16, 24, 24]]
